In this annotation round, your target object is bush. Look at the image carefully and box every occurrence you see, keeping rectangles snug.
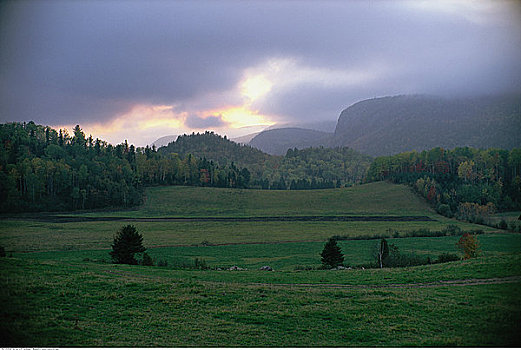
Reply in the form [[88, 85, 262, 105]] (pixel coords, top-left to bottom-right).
[[437, 203, 452, 217], [321, 238, 344, 268], [375, 241, 429, 268], [0, 246, 5, 257], [442, 224, 462, 236], [456, 233, 480, 259], [498, 219, 508, 230], [109, 225, 146, 265], [140, 252, 154, 266], [194, 258, 208, 270], [436, 252, 460, 263], [157, 259, 168, 267]]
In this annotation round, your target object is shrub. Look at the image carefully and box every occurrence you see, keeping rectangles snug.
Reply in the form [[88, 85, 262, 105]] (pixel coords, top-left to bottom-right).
[[0, 246, 5, 257], [374, 242, 429, 268], [437, 203, 452, 217], [456, 233, 480, 259], [498, 219, 508, 230], [140, 252, 154, 266], [194, 258, 208, 270], [442, 224, 462, 236], [321, 238, 344, 268], [157, 259, 168, 267], [110, 225, 146, 265], [436, 252, 460, 263]]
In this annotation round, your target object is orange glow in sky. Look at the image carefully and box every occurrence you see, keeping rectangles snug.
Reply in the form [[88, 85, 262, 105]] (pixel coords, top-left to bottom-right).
[[52, 67, 282, 146]]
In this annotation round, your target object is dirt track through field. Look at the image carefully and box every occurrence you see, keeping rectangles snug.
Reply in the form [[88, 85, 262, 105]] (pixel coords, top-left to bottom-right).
[[15, 215, 436, 223], [102, 268, 521, 290], [248, 276, 521, 290]]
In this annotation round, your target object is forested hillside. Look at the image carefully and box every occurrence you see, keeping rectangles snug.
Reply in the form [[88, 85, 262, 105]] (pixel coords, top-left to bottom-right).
[[5, 122, 517, 217], [261, 147, 372, 190], [367, 147, 521, 221], [0, 123, 373, 212], [333, 94, 521, 156], [0, 123, 251, 212], [249, 127, 332, 155], [159, 131, 275, 180], [159, 132, 372, 189]]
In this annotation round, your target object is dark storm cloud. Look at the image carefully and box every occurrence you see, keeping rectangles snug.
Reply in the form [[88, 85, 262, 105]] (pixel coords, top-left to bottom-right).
[[1, 1, 520, 126], [185, 114, 228, 129]]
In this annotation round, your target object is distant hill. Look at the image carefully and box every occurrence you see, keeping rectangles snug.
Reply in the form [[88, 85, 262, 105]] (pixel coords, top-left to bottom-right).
[[151, 135, 178, 148], [249, 128, 332, 155], [157, 131, 371, 187], [265, 120, 337, 133], [158, 131, 275, 177], [231, 132, 260, 145], [333, 94, 521, 156]]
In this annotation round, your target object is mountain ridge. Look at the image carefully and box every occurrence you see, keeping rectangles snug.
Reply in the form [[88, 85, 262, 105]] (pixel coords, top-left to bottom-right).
[[332, 94, 521, 156]]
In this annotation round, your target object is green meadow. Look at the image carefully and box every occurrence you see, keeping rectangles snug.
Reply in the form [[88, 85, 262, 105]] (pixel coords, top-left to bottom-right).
[[1, 182, 520, 346]]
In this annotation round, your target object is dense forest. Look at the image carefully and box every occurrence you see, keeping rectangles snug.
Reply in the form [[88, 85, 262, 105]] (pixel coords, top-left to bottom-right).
[[159, 131, 372, 189], [0, 123, 251, 212], [367, 147, 521, 221], [159, 131, 274, 181], [0, 123, 373, 212], [2, 122, 519, 216], [262, 147, 372, 189]]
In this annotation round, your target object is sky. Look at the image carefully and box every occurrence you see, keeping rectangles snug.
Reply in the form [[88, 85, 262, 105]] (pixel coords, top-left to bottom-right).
[[1, 0, 520, 146]]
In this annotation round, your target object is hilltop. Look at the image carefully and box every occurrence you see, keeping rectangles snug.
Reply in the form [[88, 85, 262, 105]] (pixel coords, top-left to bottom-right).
[[333, 94, 521, 156], [249, 127, 332, 155], [158, 131, 275, 177]]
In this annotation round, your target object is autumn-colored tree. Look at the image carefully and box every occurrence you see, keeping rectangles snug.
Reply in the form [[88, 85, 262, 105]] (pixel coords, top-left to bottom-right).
[[456, 233, 480, 259]]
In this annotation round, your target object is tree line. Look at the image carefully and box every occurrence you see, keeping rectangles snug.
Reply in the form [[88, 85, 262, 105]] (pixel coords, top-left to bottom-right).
[[0, 123, 251, 212], [160, 131, 372, 190], [366, 147, 521, 219], [2, 122, 519, 217]]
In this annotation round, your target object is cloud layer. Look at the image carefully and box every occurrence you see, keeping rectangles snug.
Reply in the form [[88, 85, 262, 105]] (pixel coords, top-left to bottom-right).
[[1, 0, 520, 145]]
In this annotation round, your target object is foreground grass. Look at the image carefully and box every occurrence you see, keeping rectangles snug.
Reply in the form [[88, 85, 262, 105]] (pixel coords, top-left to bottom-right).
[[1, 255, 520, 347]]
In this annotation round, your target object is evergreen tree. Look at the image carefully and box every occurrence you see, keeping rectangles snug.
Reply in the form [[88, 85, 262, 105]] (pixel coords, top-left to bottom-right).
[[320, 237, 344, 268], [110, 225, 146, 265]]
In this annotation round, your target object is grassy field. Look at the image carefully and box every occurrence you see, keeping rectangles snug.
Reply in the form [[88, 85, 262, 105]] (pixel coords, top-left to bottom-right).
[[1, 256, 520, 346], [65, 181, 440, 217], [1, 182, 520, 346]]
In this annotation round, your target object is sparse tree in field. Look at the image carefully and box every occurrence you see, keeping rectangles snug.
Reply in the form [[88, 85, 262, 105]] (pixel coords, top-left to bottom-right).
[[456, 233, 480, 259], [110, 225, 146, 265], [376, 238, 390, 268], [321, 237, 344, 268]]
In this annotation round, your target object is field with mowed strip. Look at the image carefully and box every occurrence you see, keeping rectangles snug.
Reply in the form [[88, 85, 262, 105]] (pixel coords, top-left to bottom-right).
[[1, 182, 520, 346]]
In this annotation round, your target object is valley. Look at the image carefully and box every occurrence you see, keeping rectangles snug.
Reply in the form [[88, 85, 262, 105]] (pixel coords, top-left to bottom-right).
[[1, 182, 520, 346]]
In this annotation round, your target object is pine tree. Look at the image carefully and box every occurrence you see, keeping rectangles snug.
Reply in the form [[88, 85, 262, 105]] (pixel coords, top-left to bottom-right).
[[320, 238, 344, 268], [110, 225, 146, 265]]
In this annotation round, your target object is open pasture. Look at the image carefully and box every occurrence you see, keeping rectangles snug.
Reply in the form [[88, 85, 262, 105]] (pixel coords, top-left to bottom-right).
[[1, 182, 520, 346], [1, 255, 520, 347], [65, 181, 439, 217]]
